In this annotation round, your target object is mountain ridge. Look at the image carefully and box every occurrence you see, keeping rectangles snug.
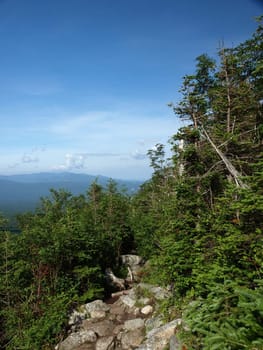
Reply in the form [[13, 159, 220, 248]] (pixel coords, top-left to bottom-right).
[[0, 172, 144, 218]]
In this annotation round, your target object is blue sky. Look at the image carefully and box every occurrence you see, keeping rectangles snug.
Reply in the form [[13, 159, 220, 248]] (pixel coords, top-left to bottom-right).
[[0, 0, 262, 180]]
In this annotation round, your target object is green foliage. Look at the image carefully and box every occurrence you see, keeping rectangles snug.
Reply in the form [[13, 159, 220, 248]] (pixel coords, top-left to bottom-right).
[[180, 280, 263, 349], [0, 181, 133, 349], [3, 293, 71, 350], [130, 18, 263, 350]]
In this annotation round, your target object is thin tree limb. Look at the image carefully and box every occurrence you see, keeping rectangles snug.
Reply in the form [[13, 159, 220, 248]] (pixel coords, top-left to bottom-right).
[[200, 125, 249, 189]]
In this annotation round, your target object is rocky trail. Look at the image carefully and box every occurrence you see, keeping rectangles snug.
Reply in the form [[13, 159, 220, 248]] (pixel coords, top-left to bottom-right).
[[55, 256, 182, 350]]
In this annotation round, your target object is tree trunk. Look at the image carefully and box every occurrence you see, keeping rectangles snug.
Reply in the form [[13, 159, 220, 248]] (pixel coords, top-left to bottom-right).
[[200, 125, 248, 189]]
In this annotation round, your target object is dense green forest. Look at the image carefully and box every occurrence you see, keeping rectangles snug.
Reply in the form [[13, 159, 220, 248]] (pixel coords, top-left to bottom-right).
[[0, 18, 263, 349]]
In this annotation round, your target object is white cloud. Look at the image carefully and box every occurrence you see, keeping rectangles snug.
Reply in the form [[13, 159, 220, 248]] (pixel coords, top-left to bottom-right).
[[0, 102, 181, 179], [54, 153, 88, 171]]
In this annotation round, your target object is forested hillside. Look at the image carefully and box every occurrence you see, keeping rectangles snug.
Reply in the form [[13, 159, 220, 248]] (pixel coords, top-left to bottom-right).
[[0, 172, 142, 220], [0, 18, 263, 349]]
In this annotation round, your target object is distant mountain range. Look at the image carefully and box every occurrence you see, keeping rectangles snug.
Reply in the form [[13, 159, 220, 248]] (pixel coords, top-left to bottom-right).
[[0, 172, 144, 219]]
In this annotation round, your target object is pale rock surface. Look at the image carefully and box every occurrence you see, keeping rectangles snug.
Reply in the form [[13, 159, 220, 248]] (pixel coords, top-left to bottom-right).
[[118, 294, 136, 308], [88, 320, 115, 337], [141, 305, 153, 315], [145, 316, 164, 332], [85, 300, 110, 314], [57, 330, 97, 350], [124, 318, 145, 331], [140, 319, 182, 350], [90, 310, 106, 320], [120, 328, 145, 349], [95, 336, 115, 350]]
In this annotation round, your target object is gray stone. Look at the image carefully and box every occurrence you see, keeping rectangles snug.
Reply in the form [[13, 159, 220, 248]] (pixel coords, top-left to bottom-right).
[[145, 316, 163, 332], [119, 295, 136, 308], [169, 334, 182, 350], [141, 305, 153, 315], [109, 303, 125, 315], [133, 307, 141, 317], [74, 344, 95, 350], [138, 297, 151, 306], [136, 283, 171, 301], [150, 286, 171, 300], [113, 324, 123, 335], [89, 320, 115, 337], [85, 300, 110, 314], [95, 336, 115, 350], [57, 330, 97, 350], [144, 319, 182, 350], [120, 328, 145, 349], [105, 268, 126, 290], [90, 310, 106, 320], [121, 254, 143, 267], [81, 319, 94, 330], [68, 310, 88, 327], [124, 318, 145, 331]]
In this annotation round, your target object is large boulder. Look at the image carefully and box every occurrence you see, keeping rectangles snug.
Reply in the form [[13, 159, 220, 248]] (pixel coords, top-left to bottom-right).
[[138, 319, 182, 350], [56, 330, 97, 350], [69, 300, 110, 330]]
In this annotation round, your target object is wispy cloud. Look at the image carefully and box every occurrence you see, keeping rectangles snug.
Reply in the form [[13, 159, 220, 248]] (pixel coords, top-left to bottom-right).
[[22, 154, 39, 163], [131, 150, 147, 160], [4, 76, 63, 96], [50, 113, 108, 135], [1, 103, 179, 179]]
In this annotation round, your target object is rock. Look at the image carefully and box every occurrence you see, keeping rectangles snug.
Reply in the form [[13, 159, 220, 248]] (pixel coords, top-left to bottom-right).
[[74, 344, 95, 350], [89, 320, 115, 337], [141, 305, 153, 315], [111, 290, 129, 298], [124, 318, 145, 331], [143, 319, 182, 350], [109, 303, 126, 316], [113, 324, 123, 335], [149, 286, 172, 300], [145, 316, 164, 332], [121, 255, 144, 283], [68, 310, 88, 328], [57, 330, 97, 350], [120, 328, 145, 349], [105, 268, 126, 291], [57, 272, 180, 350], [121, 254, 143, 267], [170, 334, 182, 350], [118, 295, 136, 308], [137, 283, 172, 301], [90, 310, 106, 320], [81, 319, 94, 330], [95, 336, 114, 350], [85, 300, 110, 314], [133, 307, 141, 317], [138, 297, 151, 306]]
